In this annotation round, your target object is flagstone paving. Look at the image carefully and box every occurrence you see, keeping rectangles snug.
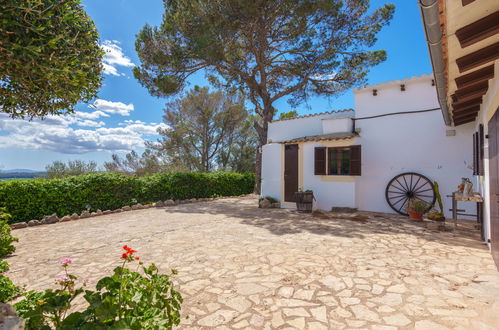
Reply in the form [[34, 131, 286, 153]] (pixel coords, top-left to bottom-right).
[[6, 196, 499, 329]]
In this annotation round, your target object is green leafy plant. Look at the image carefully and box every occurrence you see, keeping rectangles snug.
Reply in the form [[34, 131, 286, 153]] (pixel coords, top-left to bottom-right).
[[15, 246, 183, 329], [0, 260, 22, 303], [0, 208, 21, 302], [406, 199, 428, 214], [0, 172, 255, 223], [1, 0, 103, 119], [0, 208, 18, 257], [264, 196, 279, 204]]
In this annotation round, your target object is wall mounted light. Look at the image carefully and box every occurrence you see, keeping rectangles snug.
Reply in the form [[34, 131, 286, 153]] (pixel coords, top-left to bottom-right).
[[400, 84, 406, 91], [372, 89, 377, 96]]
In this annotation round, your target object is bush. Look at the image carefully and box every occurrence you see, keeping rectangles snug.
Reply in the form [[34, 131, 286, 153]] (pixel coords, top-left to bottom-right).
[[0, 208, 21, 302], [0, 172, 255, 223], [0, 260, 22, 303], [0, 208, 18, 257], [15, 247, 183, 329]]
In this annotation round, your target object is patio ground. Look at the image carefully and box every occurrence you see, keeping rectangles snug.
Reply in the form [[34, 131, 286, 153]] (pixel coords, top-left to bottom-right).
[[6, 196, 499, 329]]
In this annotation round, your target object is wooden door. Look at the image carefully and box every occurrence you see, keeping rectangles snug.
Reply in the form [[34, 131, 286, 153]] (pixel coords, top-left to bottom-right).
[[488, 109, 499, 270], [284, 144, 299, 202]]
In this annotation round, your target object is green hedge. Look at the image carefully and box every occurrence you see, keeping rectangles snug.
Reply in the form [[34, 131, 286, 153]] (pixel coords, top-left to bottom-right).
[[0, 172, 255, 223]]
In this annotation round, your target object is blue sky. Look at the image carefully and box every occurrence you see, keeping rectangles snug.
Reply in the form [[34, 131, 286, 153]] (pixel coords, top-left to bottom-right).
[[0, 0, 432, 171]]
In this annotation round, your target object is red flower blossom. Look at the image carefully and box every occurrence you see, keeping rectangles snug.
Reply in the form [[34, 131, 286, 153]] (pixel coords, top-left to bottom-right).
[[121, 245, 139, 260]]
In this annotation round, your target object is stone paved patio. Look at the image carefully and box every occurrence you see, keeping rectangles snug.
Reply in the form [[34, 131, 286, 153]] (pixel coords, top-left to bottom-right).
[[6, 196, 499, 329]]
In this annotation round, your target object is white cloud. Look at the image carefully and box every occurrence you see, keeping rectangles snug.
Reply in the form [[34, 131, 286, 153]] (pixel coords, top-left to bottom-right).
[[74, 110, 109, 120], [101, 40, 135, 76], [0, 113, 164, 154], [98, 122, 168, 136], [92, 99, 134, 116], [77, 120, 106, 128]]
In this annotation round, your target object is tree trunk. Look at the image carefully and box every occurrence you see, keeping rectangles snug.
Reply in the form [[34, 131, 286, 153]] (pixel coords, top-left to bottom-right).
[[253, 109, 271, 194]]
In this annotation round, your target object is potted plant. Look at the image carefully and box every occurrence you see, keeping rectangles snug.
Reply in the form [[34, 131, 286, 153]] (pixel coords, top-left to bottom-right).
[[406, 199, 428, 221]]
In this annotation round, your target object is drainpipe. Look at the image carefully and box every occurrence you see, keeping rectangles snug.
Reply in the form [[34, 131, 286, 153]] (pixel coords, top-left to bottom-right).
[[419, 0, 452, 126]]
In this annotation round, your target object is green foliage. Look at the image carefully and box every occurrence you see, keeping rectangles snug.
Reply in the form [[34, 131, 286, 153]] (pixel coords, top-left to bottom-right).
[[406, 199, 428, 214], [104, 150, 164, 176], [0, 172, 255, 223], [277, 110, 299, 120], [264, 196, 278, 203], [46, 160, 98, 179], [0, 260, 22, 303], [15, 247, 182, 329], [134, 0, 395, 190], [151, 86, 255, 172], [0, 208, 21, 303], [433, 181, 443, 213], [0, 0, 103, 118], [0, 209, 18, 257]]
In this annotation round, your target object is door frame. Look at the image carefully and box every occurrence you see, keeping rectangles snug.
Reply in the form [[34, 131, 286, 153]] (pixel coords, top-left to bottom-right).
[[281, 143, 303, 206], [488, 108, 499, 270]]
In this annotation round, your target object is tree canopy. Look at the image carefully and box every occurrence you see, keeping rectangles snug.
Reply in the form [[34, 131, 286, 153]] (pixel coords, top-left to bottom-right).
[[45, 160, 98, 178], [134, 0, 395, 190], [149, 86, 255, 172], [104, 150, 163, 176], [277, 110, 299, 120], [0, 0, 103, 118]]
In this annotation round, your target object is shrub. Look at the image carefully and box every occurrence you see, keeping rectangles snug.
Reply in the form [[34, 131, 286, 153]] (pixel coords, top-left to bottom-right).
[[0, 172, 255, 223], [0, 208, 21, 302], [0, 208, 18, 257], [0, 260, 22, 303], [15, 247, 183, 329]]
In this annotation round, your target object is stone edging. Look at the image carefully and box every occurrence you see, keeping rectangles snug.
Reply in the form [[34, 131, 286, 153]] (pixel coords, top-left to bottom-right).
[[9, 195, 250, 230]]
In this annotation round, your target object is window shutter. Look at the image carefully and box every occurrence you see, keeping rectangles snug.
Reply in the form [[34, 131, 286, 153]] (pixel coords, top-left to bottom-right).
[[314, 147, 326, 175], [479, 124, 484, 175], [473, 132, 478, 175], [350, 145, 362, 176]]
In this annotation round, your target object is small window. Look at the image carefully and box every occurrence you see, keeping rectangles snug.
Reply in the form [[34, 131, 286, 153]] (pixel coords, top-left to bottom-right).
[[328, 148, 351, 175], [314, 145, 361, 176]]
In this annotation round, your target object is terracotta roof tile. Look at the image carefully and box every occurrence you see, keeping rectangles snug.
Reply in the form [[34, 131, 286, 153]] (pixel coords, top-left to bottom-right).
[[271, 109, 354, 122], [280, 132, 358, 143]]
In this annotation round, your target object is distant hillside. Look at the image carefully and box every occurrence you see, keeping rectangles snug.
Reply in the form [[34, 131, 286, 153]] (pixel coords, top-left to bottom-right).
[[0, 169, 46, 180], [1, 169, 41, 174]]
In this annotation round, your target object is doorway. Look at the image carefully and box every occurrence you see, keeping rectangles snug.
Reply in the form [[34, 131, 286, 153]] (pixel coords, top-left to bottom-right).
[[284, 144, 299, 202]]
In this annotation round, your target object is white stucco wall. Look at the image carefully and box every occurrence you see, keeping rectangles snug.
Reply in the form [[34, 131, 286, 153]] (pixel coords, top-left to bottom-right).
[[302, 141, 357, 210], [267, 110, 354, 143], [322, 117, 353, 134], [261, 74, 475, 219], [261, 143, 282, 201], [354, 75, 475, 217], [465, 59, 499, 244]]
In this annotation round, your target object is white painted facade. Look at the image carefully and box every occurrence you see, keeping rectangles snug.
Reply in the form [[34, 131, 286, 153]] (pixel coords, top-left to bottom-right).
[[458, 59, 499, 246], [261, 74, 475, 218]]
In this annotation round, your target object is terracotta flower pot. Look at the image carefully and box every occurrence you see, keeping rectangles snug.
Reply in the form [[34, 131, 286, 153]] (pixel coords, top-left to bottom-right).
[[408, 210, 423, 221]]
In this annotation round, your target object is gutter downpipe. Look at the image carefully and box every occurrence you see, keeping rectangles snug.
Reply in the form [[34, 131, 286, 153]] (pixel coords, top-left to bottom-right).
[[419, 0, 452, 126]]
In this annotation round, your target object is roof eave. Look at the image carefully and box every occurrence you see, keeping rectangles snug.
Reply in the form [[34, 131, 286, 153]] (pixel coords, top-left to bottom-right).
[[419, 0, 452, 126]]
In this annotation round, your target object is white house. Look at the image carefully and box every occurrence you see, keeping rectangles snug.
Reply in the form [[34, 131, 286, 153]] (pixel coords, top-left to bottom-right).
[[417, 0, 499, 268], [262, 0, 499, 270], [261, 74, 475, 216]]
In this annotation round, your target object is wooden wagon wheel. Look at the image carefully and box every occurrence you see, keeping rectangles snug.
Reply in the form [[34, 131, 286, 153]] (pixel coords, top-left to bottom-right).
[[385, 172, 436, 215]]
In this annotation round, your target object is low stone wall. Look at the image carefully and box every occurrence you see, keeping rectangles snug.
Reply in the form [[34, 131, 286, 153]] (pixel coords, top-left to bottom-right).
[[9, 196, 247, 230]]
